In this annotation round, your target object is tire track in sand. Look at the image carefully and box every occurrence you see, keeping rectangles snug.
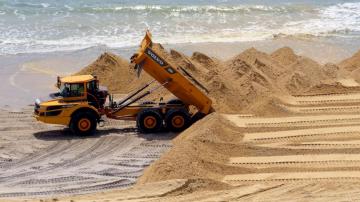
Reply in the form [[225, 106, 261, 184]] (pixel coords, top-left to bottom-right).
[[228, 154, 360, 168], [223, 171, 360, 185], [283, 105, 360, 114], [242, 126, 360, 142], [258, 140, 360, 150], [224, 93, 360, 186], [224, 114, 360, 128], [285, 93, 360, 106]]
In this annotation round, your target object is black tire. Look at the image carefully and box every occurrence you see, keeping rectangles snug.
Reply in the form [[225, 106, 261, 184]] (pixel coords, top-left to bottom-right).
[[165, 108, 191, 132], [191, 112, 206, 123], [70, 111, 97, 136], [136, 109, 163, 133], [167, 99, 184, 105]]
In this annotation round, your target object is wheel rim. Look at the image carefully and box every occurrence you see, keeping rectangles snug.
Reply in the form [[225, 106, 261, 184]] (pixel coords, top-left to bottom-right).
[[78, 118, 91, 131], [144, 116, 157, 129], [172, 115, 185, 128]]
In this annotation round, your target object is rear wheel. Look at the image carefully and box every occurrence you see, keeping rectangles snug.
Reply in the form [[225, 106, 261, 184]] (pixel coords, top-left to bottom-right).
[[136, 109, 163, 133], [70, 112, 97, 136], [165, 109, 191, 132]]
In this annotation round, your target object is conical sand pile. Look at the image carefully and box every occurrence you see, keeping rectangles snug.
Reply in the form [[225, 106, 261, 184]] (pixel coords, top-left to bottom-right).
[[78, 46, 359, 114]]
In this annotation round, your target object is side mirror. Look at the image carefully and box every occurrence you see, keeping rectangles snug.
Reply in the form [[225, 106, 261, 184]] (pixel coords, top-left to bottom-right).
[[56, 76, 61, 88]]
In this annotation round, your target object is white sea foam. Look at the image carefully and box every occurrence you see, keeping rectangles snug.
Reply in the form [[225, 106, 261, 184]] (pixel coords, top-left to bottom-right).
[[0, 2, 359, 55], [95, 4, 283, 13], [278, 2, 360, 37], [114, 5, 163, 11], [64, 5, 74, 11], [41, 3, 50, 8]]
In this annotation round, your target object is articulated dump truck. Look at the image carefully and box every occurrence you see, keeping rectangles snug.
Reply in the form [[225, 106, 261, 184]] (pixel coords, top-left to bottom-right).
[[34, 31, 213, 135]]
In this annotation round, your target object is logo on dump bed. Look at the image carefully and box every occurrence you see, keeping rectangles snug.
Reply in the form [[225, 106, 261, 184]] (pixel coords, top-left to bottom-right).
[[145, 48, 167, 67]]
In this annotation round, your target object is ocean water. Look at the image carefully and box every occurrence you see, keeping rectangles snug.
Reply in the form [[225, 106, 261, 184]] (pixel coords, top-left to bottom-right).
[[0, 0, 359, 55]]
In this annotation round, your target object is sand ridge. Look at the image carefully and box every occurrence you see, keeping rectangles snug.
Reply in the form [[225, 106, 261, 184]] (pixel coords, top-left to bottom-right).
[[3, 46, 360, 201], [76, 46, 359, 115]]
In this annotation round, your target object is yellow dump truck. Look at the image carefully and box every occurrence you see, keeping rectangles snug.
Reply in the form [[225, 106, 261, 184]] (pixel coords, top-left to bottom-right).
[[34, 31, 213, 135]]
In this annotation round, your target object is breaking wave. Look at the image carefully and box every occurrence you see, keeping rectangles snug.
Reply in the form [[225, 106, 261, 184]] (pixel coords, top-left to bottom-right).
[[0, 1, 359, 55]]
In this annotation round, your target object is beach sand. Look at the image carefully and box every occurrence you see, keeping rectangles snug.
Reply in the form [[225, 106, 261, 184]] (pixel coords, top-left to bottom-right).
[[1, 37, 360, 201]]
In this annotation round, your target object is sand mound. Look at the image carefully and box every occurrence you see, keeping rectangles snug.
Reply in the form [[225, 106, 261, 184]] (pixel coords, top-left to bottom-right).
[[134, 47, 360, 193], [235, 48, 285, 81], [191, 52, 218, 69], [351, 68, 360, 83], [339, 50, 360, 72], [76, 52, 157, 98], [139, 45, 278, 114], [270, 48, 342, 94], [323, 63, 341, 79], [217, 51, 283, 114], [76, 52, 135, 93], [231, 47, 325, 95], [271, 46, 300, 66], [138, 113, 243, 184], [168, 47, 285, 114], [77, 46, 360, 114]]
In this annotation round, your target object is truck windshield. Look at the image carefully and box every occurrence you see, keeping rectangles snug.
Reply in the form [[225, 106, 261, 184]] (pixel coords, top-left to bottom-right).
[[59, 83, 85, 97]]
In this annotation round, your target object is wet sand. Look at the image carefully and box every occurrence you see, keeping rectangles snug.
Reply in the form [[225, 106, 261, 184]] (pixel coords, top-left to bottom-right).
[[0, 48, 106, 110], [0, 37, 360, 201]]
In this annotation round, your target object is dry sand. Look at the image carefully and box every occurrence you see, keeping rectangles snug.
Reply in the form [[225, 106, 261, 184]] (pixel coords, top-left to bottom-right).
[[2, 45, 360, 201], [340, 50, 360, 72], [12, 90, 360, 202], [76, 44, 358, 115]]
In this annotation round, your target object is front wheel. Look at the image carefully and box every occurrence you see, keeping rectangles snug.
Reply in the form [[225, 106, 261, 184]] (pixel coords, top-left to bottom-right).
[[70, 112, 97, 136]]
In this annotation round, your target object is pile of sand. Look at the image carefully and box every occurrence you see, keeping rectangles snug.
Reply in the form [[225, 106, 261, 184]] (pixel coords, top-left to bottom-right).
[[134, 47, 360, 192], [153, 45, 285, 114], [76, 52, 153, 94], [269, 47, 341, 94], [76, 52, 134, 93], [336, 50, 360, 84], [137, 113, 243, 184], [339, 50, 360, 72], [270, 46, 300, 66], [78, 45, 359, 114]]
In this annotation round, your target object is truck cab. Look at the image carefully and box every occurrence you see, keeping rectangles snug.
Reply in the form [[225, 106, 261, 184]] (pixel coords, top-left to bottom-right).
[[34, 75, 108, 135]]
